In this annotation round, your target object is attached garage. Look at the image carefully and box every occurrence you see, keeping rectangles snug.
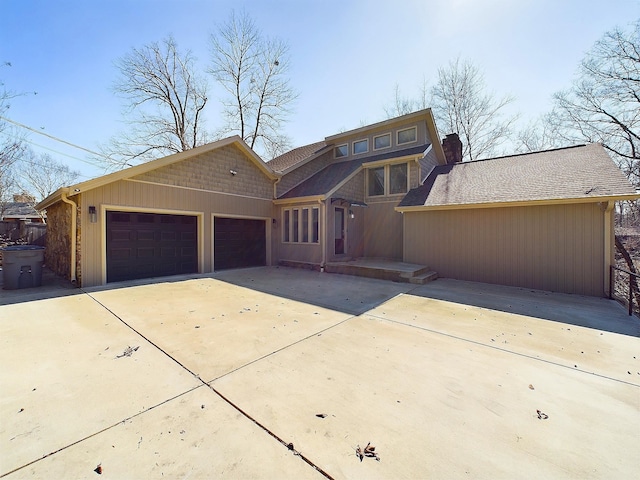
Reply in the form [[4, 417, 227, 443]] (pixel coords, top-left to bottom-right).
[[106, 211, 198, 283], [37, 136, 278, 287], [214, 217, 266, 270]]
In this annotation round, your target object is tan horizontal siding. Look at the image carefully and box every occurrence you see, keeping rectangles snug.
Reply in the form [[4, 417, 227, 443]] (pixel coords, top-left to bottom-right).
[[403, 203, 606, 296], [80, 180, 276, 287]]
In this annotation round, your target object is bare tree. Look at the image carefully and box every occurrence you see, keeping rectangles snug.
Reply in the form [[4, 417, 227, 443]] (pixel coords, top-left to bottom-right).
[[431, 57, 518, 161], [546, 20, 640, 185], [384, 79, 429, 118], [514, 117, 565, 153], [1, 62, 29, 210], [209, 10, 297, 159], [103, 36, 209, 168], [16, 149, 80, 201]]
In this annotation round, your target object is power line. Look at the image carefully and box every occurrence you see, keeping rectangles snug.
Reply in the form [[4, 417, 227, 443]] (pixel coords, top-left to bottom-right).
[[0, 131, 105, 172], [0, 115, 109, 160]]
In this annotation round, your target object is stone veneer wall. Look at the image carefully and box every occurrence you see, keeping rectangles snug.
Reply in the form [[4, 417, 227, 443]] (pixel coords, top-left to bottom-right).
[[43, 198, 82, 284], [44, 201, 71, 280]]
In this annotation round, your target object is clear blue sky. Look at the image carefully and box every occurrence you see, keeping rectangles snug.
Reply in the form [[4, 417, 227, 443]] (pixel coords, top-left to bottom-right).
[[1, 0, 638, 180]]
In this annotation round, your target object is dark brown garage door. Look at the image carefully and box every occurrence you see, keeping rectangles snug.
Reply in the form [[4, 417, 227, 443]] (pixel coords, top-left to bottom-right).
[[106, 211, 198, 283], [214, 217, 266, 270]]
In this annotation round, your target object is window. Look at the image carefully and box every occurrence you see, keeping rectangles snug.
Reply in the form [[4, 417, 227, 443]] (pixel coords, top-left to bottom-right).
[[397, 126, 417, 145], [292, 209, 299, 242], [302, 208, 309, 242], [335, 144, 348, 158], [283, 210, 290, 242], [312, 208, 319, 243], [368, 167, 385, 196], [353, 139, 368, 155], [282, 207, 320, 243], [389, 163, 408, 194], [374, 133, 391, 150], [367, 162, 409, 196]]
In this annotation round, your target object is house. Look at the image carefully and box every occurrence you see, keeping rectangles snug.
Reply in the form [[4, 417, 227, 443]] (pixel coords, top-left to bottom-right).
[[1, 194, 45, 224], [36, 109, 639, 296]]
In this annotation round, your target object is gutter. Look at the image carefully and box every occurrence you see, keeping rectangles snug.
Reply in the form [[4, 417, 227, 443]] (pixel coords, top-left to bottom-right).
[[59, 191, 77, 283]]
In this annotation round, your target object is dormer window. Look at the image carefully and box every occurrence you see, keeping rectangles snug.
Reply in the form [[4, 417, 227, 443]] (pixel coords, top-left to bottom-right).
[[353, 139, 369, 155], [397, 126, 417, 145], [335, 144, 348, 158]]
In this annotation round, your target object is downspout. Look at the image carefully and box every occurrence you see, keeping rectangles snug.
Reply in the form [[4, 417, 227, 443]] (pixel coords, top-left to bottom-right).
[[320, 199, 327, 271], [273, 177, 281, 268], [273, 177, 281, 200], [603, 201, 614, 297], [60, 191, 77, 283]]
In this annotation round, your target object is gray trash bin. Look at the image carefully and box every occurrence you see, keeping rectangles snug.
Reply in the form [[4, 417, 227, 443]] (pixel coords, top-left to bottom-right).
[[1, 245, 45, 290]]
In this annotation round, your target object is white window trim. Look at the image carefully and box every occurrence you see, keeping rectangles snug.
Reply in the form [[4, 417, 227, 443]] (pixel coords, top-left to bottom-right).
[[352, 138, 369, 156], [335, 144, 348, 158], [282, 206, 320, 244], [373, 132, 391, 151], [397, 126, 417, 145]]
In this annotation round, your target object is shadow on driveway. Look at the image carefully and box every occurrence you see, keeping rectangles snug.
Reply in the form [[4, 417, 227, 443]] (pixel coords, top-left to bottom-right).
[[408, 278, 640, 338]]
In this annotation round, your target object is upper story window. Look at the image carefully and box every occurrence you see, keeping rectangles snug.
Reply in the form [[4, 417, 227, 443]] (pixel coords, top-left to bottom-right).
[[397, 126, 417, 145], [367, 162, 409, 197], [389, 163, 408, 194], [374, 133, 391, 150], [353, 139, 369, 155], [367, 167, 385, 196], [335, 144, 348, 158]]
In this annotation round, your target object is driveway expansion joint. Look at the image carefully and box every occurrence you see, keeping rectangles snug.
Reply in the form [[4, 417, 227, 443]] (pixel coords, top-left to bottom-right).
[[370, 313, 640, 388]]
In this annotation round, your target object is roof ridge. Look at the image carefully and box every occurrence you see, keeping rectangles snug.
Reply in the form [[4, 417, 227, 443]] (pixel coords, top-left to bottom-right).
[[458, 144, 590, 165]]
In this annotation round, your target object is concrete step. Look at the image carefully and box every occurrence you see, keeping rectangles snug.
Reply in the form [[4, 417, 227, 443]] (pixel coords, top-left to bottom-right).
[[409, 271, 439, 285], [399, 265, 433, 279]]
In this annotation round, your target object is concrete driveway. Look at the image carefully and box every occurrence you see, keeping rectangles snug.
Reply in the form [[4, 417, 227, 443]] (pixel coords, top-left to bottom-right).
[[1, 267, 639, 479]]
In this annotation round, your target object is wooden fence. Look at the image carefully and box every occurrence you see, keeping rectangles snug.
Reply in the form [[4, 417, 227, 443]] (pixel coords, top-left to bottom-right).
[[0, 221, 47, 246]]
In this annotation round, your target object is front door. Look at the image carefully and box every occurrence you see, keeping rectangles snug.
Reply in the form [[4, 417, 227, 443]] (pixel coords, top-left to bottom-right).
[[334, 207, 345, 255]]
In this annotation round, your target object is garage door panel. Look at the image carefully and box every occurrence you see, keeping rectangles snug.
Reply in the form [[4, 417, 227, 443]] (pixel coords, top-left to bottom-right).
[[214, 217, 266, 271], [137, 247, 155, 258], [107, 211, 198, 283], [137, 230, 155, 241]]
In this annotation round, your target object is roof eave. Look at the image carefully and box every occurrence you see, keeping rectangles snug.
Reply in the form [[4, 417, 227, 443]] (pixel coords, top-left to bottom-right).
[[273, 195, 325, 205], [395, 194, 640, 213], [362, 153, 425, 168], [35, 187, 69, 211], [36, 137, 277, 210], [325, 109, 434, 142]]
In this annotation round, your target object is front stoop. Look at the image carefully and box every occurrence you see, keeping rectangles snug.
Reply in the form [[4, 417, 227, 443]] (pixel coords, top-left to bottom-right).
[[324, 258, 438, 284], [408, 270, 439, 285]]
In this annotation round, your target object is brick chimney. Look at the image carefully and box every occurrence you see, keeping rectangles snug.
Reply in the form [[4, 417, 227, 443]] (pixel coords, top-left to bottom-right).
[[442, 133, 463, 164]]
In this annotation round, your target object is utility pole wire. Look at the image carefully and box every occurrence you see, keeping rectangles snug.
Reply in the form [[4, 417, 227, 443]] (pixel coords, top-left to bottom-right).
[[0, 115, 109, 159]]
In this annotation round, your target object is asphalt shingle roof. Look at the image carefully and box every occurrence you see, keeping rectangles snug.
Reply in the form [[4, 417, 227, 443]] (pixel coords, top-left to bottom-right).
[[399, 143, 637, 208], [278, 143, 431, 199], [1, 202, 42, 219], [268, 141, 328, 173], [279, 159, 362, 199]]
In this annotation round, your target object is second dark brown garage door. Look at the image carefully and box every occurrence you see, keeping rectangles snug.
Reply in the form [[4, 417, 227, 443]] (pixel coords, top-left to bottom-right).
[[214, 217, 266, 270], [106, 211, 198, 283]]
